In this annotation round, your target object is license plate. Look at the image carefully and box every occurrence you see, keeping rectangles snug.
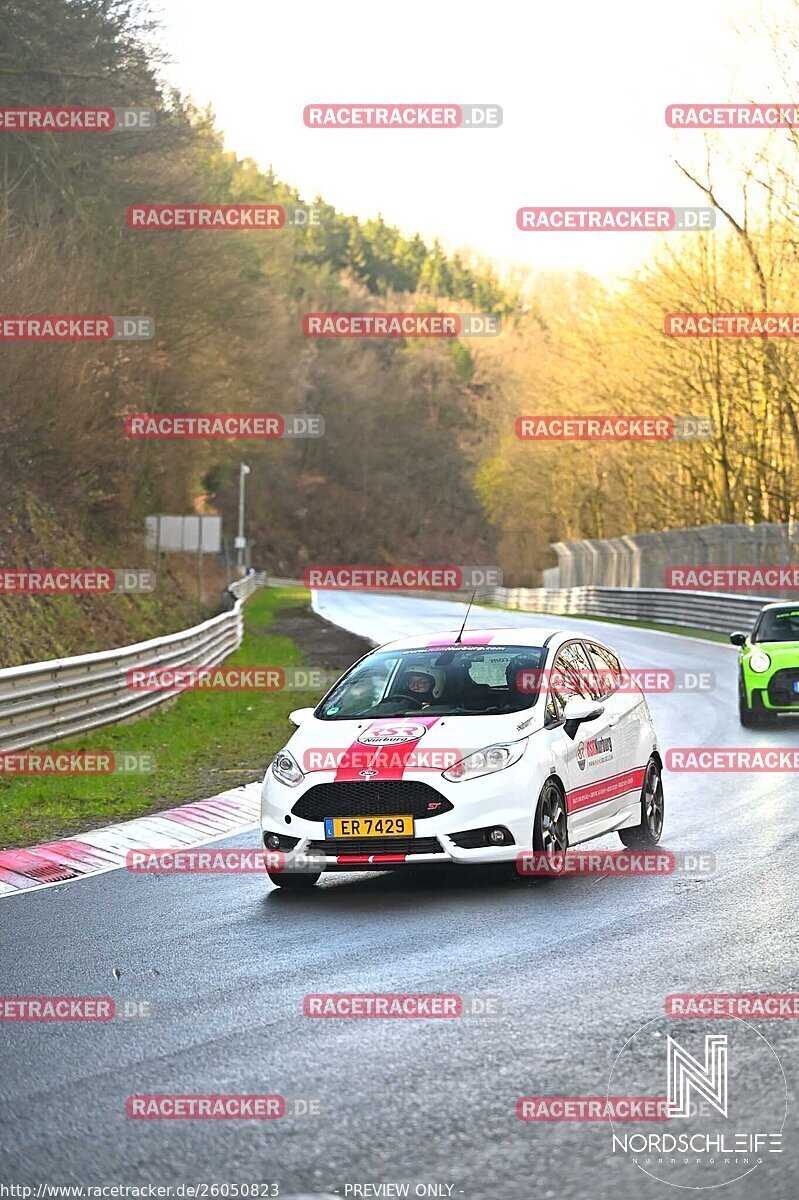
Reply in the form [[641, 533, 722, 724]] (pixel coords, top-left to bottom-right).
[[324, 815, 414, 838]]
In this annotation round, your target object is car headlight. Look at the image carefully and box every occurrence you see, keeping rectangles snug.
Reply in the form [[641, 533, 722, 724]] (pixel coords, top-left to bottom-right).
[[749, 651, 771, 674], [442, 739, 528, 783], [271, 749, 304, 787]]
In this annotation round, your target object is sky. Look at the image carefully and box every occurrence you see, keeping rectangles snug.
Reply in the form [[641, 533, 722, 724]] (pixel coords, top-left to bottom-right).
[[153, 0, 790, 282]]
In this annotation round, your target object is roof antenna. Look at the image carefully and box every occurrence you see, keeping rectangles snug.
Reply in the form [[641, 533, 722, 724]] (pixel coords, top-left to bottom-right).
[[454, 586, 478, 644]]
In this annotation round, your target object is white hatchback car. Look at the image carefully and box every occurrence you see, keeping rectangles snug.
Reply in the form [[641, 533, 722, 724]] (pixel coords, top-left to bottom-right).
[[260, 627, 664, 888]]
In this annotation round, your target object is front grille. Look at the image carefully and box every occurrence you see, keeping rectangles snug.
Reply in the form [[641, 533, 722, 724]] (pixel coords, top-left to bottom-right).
[[767, 669, 799, 706], [293, 780, 453, 821], [449, 829, 489, 849], [307, 836, 444, 856]]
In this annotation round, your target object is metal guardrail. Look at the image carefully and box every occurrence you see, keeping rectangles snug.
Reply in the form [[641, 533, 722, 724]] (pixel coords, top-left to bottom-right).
[[0, 572, 268, 753], [265, 576, 306, 589], [485, 585, 770, 635], [6, 571, 755, 754]]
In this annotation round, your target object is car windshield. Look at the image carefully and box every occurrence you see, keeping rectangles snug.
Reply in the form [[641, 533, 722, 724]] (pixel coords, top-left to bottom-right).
[[754, 607, 799, 643], [316, 644, 548, 719]]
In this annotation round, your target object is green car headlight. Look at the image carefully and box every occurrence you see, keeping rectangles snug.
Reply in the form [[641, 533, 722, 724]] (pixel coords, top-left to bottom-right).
[[749, 651, 771, 674]]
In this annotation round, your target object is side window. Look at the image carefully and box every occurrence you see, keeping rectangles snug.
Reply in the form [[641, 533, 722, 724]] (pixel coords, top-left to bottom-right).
[[586, 642, 623, 698], [549, 641, 601, 715]]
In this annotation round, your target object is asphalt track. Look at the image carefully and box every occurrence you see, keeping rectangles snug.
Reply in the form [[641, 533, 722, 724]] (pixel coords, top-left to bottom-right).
[[2, 592, 798, 1200]]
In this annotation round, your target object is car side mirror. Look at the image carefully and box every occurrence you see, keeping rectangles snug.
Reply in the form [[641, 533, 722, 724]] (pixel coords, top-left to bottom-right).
[[288, 707, 315, 727], [729, 632, 747, 646], [562, 696, 605, 740]]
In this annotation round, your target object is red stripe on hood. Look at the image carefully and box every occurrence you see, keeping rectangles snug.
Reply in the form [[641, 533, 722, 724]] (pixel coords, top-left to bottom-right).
[[333, 716, 441, 781]]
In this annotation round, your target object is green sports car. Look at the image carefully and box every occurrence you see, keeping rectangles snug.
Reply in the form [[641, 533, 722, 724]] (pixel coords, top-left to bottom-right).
[[731, 602, 799, 725]]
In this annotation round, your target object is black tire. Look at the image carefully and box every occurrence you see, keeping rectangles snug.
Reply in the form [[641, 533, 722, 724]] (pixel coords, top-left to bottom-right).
[[619, 758, 664, 848], [512, 777, 568, 882], [267, 871, 320, 889]]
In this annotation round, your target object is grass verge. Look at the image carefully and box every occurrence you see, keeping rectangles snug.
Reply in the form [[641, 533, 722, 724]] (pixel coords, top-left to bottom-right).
[[0, 587, 314, 849]]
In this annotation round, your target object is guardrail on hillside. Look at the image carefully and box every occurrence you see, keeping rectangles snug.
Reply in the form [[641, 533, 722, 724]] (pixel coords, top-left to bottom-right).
[[0, 572, 268, 754]]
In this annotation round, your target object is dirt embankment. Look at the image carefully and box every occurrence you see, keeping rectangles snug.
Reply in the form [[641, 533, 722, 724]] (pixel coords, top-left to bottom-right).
[[0, 495, 231, 667], [265, 603, 373, 672]]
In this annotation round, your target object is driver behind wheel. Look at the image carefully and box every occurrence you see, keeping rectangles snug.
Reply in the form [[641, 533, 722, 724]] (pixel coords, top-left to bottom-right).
[[398, 669, 437, 707]]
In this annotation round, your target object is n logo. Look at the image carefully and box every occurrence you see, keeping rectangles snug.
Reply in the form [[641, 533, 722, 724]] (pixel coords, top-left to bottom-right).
[[667, 1034, 728, 1119]]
